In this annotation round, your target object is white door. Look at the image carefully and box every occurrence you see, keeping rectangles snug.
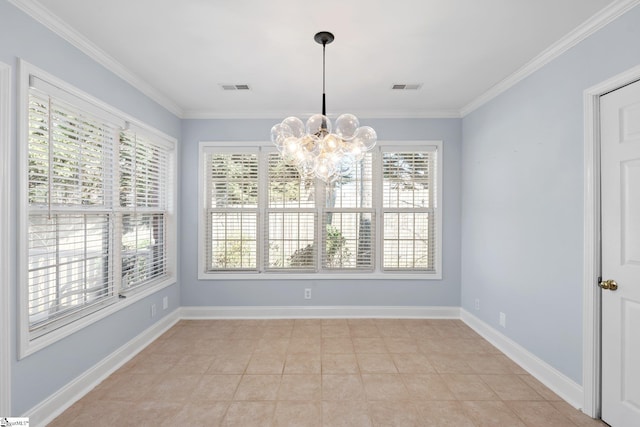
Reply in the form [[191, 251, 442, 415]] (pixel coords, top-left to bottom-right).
[[600, 79, 640, 427]]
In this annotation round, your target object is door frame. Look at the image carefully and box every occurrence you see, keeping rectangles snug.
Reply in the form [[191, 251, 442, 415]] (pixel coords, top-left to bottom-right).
[[583, 64, 640, 418], [0, 61, 11, 416]]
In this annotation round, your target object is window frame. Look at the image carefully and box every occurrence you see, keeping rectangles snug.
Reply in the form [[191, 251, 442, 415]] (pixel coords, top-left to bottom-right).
[[203, 147, 260, 272], [264, 148, 319, 272], [380, 145, 440, 273], [118, 127, 174, 292], [198, 140, 442, 280], [17, 60, 177, 358]]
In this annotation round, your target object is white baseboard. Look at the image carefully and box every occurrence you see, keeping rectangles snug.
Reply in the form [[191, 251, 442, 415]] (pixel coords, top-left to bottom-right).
[[460, 309, 583, 409], [26, 310, 180, 427], [180, 305, 461, 319]]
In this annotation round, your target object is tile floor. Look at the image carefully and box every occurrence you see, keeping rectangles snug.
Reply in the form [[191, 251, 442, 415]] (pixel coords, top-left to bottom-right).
[[49, 319, 607, 426]]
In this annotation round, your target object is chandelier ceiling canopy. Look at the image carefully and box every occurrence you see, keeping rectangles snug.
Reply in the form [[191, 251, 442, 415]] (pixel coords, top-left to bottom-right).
[[270, 31, 377, 183]]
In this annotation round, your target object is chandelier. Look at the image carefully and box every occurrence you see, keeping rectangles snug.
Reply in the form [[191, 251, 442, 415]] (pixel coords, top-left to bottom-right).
[[270, 31, 377, 182]]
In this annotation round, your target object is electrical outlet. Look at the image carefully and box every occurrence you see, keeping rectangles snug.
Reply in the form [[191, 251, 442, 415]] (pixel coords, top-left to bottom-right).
[[163, 296, 168, 310], [304, 288, 312, 300], [499, 312, 506, 328], [151, 303, 157, 318], [474, 299, 480, 310]]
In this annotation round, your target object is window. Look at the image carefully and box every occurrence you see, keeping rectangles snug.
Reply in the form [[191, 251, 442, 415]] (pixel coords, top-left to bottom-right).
[[382, 150, 436, 271], [322, 153, 374, 271], [199, 141, 441, 278], [19, 63, 176, 355], [119, 129, 172, 291], [204, 150, 258, 271], [266, 152, 316, 271]]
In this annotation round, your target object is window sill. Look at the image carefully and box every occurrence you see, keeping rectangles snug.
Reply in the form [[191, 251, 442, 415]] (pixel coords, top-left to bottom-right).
[[197, 272, 442, 281], [20, 276, 177, 359]]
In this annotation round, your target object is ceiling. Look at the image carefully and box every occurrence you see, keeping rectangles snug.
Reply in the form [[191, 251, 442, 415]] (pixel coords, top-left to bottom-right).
[[22, 0, 620, 118]]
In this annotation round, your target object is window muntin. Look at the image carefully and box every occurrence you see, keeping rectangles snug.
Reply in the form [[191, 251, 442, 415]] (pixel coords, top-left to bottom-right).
[[268, 154, 315, 209], [383, 212, 433, 270], [201, 142, 440, 277], [266, 211, 317, 270], [209, 211, 257, 270], [28, 213, 112, 335], [208, 153, 259, 209], [322, 211, 374, 269], [121, 213, 166, 291]]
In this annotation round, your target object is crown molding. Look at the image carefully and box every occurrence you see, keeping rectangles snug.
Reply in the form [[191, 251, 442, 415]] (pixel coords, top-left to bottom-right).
[[358, 109, 462, 119], [8, 0, 184, 118], [460, 0, 640, 117], [182, 109, 461, 120], [11, 0, 637, 121]]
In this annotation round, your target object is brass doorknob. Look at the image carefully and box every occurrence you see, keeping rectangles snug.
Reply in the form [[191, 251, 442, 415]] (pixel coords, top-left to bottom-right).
[[599, 280, 618, 291]]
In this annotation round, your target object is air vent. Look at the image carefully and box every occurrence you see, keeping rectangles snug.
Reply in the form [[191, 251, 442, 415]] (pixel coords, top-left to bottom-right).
[[220, 84, 251, 91], [391, 84, 422, 90]]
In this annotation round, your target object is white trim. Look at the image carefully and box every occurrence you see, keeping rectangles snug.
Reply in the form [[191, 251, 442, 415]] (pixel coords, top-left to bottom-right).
[[582, 63, 640, 418], [583, 82, 602, 420], [0, 62, 12, 416], [21, 279, 177, 359], [460, 0, 640, 117], [17, 58, 28, 360], [24, 310, 180, 426], [196, 272, 444, 281], [181, 305, 460, 319], [7, 0, 183, 117], [182, 109, 462, 120], [460, 309, 584, 410]]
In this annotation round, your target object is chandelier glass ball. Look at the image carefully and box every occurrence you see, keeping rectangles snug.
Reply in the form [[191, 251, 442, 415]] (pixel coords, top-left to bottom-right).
[[271, 114, 377, 182], [271, 31, 377, 183]]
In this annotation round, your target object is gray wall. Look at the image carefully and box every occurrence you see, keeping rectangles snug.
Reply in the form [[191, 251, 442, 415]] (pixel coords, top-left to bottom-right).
[[460, 4, 640, 384], [180, 118, 462, 307], [1, 1, 182, 415]]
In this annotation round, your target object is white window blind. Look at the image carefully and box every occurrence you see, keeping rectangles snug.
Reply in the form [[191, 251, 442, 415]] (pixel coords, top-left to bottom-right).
[[27, 87, 118, 335], [382, 151, 436, 271], [119, 130, 170, 291], [266, 152, 316, 271], [322, 153, 375, 270], [24, 69, 177, 348], [205, 151, 259, 271], [200, 142, 441, 278]]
